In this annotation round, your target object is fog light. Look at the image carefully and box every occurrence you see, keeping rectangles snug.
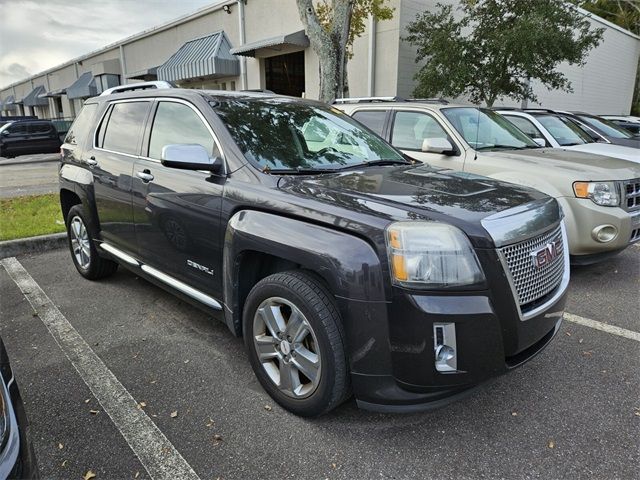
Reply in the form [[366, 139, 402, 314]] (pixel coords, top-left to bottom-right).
[[433, 323, 457, 372], [592, 225, 617, 243]]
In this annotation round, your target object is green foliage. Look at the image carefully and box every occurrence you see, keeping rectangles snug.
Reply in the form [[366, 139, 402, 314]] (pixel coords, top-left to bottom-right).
[[316, 0, 394, 58], [405, 0, 605, 106]]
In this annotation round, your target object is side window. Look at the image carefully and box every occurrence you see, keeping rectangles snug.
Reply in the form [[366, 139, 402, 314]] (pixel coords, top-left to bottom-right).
[[30, 123, 52, 134], [8, 123, 28, 135], [352, 110, 387, 136], [391, 111, 450, 151], [504, 116, 543, 139], [148, 102, 217, 159], [102, 102, 150, 155], [65, 104, 98, 146]]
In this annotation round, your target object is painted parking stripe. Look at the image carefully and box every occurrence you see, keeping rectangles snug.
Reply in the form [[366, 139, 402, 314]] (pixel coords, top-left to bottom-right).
[[1, 257, 201, 480], [564, 312, 640, 342]]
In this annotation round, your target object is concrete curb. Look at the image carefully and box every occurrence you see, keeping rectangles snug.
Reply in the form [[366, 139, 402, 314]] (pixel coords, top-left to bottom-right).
[[0, 233, 67, 259]]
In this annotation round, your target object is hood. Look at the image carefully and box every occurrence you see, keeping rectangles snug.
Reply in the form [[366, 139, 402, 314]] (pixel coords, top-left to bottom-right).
[[278, 164, 549, 229], [566, 143, 640, 164], [482, 148, 640, 180]]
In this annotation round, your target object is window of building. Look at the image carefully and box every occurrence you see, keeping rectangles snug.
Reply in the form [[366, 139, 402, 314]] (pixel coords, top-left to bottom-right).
[[352, 110, 387, 137], [391, 111, 450, 151], [101, 101, 150, 155], [148, 101, 217, 159]]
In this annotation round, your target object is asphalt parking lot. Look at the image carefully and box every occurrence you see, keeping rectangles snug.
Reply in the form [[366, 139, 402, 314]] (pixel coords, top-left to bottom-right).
[[1, 245, 638, 480]]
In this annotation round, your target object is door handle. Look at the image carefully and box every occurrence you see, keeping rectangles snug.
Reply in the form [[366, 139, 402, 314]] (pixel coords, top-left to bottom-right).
[[137, 170, 154, 182], [86, 156, 98, 167]]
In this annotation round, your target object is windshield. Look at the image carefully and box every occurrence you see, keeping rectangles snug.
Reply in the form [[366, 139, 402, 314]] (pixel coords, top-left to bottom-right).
[[535, 115, 593, 146], [0, 122, 14, 133], [214, 98, 404, 171], [577, 115, 634, 139], [442, 107, 538, 150]]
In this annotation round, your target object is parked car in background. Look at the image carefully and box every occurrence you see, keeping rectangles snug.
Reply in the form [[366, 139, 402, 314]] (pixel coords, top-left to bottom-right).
[[497, 109, 639, 163], [601, 115, 640, 135], [0, 119, 61, 158], [0, 337, 38, 479], [60, 84, 570, 415], [564, 112, 640, 148], [336, 98, 640, 264]]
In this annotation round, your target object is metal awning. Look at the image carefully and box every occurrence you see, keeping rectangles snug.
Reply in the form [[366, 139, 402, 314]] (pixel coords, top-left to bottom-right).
[[67, 72, 97, 99], [2, 95, 16, 111], [230, 30, 309, 57], [126, 67, 158, 81], [157, 31, 239, 82], [23, 86, 49, 106], [41, 88, 67, 98]]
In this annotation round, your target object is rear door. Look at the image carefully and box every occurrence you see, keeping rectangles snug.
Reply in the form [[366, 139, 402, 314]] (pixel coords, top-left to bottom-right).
[[132, 98, 226, 299], [90, 100, 152, 253], [28, 122, 58, 153]]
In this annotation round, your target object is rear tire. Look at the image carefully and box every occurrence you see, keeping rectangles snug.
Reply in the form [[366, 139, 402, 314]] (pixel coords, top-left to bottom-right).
[[243, 271, 350, 417], [66, 205, 118, 280]]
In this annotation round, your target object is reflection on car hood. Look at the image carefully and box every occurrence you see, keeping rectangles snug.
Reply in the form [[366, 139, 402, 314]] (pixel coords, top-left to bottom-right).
[[279, 164, 548, 228], [564, 143, 640, 164], [484, 148, 640, 179]]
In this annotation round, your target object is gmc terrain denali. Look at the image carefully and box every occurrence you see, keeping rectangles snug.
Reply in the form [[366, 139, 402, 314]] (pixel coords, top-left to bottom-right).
[[59, 83, 569, 416]]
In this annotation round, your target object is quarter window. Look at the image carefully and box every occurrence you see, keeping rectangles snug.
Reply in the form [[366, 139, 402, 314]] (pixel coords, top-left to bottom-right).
[[148, 102, 216, 159], [391, 111, 450, 151], [101, 102, 150, 155], [67, 104, 97, 146], [352, 110, 387, 136]]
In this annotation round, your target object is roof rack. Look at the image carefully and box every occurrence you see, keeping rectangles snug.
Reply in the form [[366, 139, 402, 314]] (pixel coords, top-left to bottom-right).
[[100, 81, 174, 96], [333, 96, 406, 104], [407, 97, 449, 104], [522, 108, 559, 114]]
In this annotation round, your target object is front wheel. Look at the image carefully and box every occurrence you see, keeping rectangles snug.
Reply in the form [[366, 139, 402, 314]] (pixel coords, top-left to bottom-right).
[[243, 271, 350, 416], [66, 205, 118, 280]]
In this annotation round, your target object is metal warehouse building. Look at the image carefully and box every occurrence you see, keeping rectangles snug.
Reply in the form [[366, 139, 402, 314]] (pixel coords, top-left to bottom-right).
[[1, 0, 638, 119]]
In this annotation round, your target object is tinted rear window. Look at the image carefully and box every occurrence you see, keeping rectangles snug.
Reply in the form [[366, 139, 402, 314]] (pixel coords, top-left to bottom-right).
[[101, 102, 150, 155], [31, 123, 52, 134], [65, 104, 98, 145]]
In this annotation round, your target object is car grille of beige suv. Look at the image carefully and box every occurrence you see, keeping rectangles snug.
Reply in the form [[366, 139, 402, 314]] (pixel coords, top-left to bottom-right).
[[623, 179, 640, 211], [499, 224, 565, 311]]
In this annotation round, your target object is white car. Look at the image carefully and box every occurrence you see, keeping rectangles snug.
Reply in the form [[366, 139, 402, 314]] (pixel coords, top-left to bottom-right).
[[497, 110, 639, 163]]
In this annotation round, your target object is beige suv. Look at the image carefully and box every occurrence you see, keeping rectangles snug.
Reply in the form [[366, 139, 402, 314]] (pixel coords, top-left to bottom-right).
[[335, 99, 640, 264]]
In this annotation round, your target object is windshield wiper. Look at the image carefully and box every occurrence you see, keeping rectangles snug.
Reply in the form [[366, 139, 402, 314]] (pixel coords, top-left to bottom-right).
[[265, 166, 339, 175], [337, 158, 413, 170], [476, 144, 531, 151]]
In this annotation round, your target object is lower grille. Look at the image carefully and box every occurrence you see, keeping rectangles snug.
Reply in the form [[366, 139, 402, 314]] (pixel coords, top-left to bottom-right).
[[499, 224, 565, 310], [623, 179, 640, 211]]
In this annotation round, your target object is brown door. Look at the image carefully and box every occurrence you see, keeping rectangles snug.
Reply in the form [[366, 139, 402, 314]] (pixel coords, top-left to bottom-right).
[[265, 51, 305, 97]]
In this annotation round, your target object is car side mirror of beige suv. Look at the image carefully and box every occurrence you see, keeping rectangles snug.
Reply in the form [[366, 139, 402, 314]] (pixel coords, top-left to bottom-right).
[[421, 137, 454, 154]]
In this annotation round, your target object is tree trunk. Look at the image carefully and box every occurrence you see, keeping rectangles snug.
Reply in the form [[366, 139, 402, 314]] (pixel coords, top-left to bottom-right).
[[296, 0, 353, 103]]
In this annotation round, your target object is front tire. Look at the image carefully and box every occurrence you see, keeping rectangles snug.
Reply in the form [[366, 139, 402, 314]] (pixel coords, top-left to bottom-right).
[[243, 271, 350, 417], [66, 205, 118, 280]]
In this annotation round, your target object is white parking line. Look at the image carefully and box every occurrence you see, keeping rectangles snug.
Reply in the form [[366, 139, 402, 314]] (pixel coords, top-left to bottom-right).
[[564, 312, 640, 342], [1, 257, 201, 480]]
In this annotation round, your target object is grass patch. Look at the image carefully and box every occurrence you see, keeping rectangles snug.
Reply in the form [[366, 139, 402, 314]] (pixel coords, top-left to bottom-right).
[[0, 194, 65, 241]]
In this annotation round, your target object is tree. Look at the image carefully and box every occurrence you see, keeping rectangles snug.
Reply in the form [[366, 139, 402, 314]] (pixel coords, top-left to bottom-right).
[[296, 0, 394, 103], [404, 0, 605, 107]]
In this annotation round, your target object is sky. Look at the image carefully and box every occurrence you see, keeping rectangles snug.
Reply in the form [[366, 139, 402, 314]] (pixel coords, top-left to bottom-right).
[[0, 0, 220, 89]]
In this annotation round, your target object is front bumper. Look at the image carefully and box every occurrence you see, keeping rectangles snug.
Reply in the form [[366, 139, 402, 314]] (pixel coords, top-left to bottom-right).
[[559, 197, 640, 258], [338, 247, 568, 413]]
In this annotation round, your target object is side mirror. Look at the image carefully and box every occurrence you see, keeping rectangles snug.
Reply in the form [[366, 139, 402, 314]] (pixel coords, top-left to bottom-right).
[[161, 144, 223, 173], [533, 138, 546, 147], [421, 137, 454, 154]]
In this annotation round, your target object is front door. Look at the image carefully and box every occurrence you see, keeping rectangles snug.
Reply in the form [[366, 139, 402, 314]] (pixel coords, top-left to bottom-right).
[[388, 110, 468, 171], [265, 51, 305, 97], [132, 99, 226, 299]]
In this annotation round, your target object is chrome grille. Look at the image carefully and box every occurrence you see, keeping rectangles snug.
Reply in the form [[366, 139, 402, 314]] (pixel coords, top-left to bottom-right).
[[499, 224, 565, 308], [624, 179, 640, 211]]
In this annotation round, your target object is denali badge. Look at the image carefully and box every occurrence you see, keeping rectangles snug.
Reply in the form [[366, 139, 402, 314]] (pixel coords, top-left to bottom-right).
[[531, 240, 561, 269], [187, 259, 214, 276]]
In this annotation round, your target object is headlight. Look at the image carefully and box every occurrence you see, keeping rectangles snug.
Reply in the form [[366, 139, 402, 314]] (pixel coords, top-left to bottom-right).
[[573, 181, 619, 207], [386, 221, 485, 288]]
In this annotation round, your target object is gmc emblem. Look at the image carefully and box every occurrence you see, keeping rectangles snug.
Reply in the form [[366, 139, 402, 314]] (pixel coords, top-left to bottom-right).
[[531, 240, 561, 269]]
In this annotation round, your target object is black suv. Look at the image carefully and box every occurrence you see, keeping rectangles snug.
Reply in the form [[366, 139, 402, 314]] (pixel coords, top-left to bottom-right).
[[59, 83, 569, 416], [0, 119, 61, 158]]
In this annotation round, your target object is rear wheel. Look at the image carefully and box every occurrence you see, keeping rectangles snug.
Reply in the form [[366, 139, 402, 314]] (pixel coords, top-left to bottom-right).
[[243, 271, 350, 416], [66, 205, 118, 280]]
